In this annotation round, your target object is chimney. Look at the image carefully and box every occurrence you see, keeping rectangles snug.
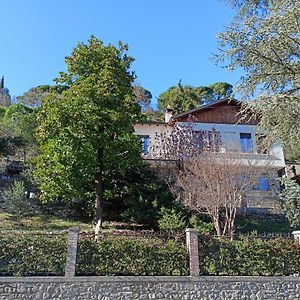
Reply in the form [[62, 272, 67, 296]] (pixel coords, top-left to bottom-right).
[[165, 105, 174, 123]]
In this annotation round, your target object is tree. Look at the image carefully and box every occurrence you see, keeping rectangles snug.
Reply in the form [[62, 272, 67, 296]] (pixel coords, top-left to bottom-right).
[[2, 103, 37, 161], [0, 76, 11, 107], [35, 37, 142, 236], [217, 0, 300, 147], [158, 81, 232, 115], [16, 85, 66, 108], [133, 85, 152, 110], [158, 81, 199, 115], [280, 178, 300, 228], [152, 124, 269, 237]]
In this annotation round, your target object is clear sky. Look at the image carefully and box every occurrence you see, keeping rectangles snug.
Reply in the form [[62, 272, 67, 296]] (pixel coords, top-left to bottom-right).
[[0, 0, 241, 107]]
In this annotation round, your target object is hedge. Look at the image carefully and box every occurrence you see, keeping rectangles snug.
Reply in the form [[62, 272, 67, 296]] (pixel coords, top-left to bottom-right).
[[199, 236, 300, 276], [0, 232, 67, 276], [76, 235, 188, 276]]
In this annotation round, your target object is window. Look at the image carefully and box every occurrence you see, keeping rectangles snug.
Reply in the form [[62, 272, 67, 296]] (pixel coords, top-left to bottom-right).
[[139, 135, 150, 155], [258, 176, 269, 191], [239, 133, 253, 152], [193, 130, 220, 152]]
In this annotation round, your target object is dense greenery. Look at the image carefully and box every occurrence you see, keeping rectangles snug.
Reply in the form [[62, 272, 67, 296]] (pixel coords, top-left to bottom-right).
[[2, 181, 30, 218], [0, 233, 67, 276], [35, 37, 142, 234], [76, 235, 188, 276], [199, 236, 300, 275], [218, 0, 300, 148], [158, 81, 232, 115], [0, 103, 37, 161], [280, 178, 300, 228]]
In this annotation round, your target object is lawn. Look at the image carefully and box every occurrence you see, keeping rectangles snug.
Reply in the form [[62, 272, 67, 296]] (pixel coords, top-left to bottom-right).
[[0, 212, 92, 231]]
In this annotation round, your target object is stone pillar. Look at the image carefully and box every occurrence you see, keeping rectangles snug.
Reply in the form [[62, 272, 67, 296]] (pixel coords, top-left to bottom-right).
[[185, 228, 200, 276], [65, 227, 80, 278], [292, 230, 300, 244]]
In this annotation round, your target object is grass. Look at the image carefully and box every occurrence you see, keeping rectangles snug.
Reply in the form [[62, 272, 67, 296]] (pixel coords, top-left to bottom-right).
[[0, 212, 92, 231]]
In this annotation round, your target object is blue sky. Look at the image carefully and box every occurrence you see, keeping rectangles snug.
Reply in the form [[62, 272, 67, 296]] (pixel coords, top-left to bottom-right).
[[0, 1, 241, 107]]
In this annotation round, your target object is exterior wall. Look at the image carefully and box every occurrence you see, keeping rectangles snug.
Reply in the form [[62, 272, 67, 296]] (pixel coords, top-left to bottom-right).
[[1, 276, 300, 299], [133, 122, 173, 156], [178, 121, 285, 168]]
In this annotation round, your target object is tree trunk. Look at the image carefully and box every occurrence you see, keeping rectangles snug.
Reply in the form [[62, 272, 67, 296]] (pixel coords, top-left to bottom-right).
[[213, 216, 222, 237], [94, 144, 104, 240]]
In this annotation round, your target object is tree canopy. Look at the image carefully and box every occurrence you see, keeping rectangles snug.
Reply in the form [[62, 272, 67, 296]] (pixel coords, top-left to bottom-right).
[[217, 0, 300, 146], [158, 81, 232, 115], [16, 85, 66, 108], [133, 85, 152, 110], [35, 37, 142, 235]]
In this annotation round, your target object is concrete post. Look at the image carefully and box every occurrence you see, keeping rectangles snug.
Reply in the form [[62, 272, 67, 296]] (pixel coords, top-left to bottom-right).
[[65, 227, 80, 278], [292, 230, 300, 244], [185, 228, 200, 276]]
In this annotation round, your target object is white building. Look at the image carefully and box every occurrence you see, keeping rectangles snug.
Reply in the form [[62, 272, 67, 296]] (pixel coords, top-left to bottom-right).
[[134, 98, 286, 213]]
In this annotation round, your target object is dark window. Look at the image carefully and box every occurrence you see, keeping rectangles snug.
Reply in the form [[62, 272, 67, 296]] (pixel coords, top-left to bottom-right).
[[239, 133, 253, 152]]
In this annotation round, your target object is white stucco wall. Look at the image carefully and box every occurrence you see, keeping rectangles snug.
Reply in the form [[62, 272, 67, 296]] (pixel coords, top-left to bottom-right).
[[133, 123, 173, 156], [134, 121, 285, 168]]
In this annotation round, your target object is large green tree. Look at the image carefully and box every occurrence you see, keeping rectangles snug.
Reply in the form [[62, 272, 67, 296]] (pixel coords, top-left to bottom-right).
[[35, 37, 142, 236], [217, 0, 300, 147]]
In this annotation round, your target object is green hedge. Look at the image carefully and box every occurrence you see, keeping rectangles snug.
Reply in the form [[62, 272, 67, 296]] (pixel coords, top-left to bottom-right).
[[0, 233, 67, 276], [76, 236, 188, 276], [199, 236, 300, 276]]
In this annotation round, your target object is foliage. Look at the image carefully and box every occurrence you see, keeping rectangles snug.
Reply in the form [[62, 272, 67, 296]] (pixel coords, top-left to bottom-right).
[[35, 36, 142, 233], [217, 0, 300, 146], [0, 103, 37, 161], [0, 85, 11, 107], [2, 181, 30, 218], [235, 216, 291, 233], [189, 215, 214, 235], [116, 164, 180, 228], [280, 178, 300, 228], [199, 236, 300, 276], [76, 235, 188, 276], [0, 232, 67, 276], [158, 81, 232, 114], [133, 85, 152, 110], [16, 84, 66, 108], [158, 207, 187, 232]]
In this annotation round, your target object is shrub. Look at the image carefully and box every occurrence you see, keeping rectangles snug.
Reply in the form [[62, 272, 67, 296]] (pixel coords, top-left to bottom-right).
[[158, 207, 187, 232], [190, 215, 214, 234], [199, 236, 300, 276], [0, 232, 67, 276], [280, 178, 300, 228], [2, 181, 30, 218], [76, 235, 188, 276]]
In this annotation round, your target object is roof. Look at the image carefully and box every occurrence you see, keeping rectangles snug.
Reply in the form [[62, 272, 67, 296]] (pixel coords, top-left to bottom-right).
[[171, 98, 242, 120]]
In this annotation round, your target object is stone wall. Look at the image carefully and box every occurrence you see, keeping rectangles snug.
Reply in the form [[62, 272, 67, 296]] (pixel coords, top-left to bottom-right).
[[1, 276, 300, 300]]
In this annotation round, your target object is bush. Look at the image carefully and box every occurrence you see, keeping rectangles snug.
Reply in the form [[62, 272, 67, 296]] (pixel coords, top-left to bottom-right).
[[158, 207, 187, 232], [2, 181, 30, 218], [76, 235, 188, 276], [190, 215, 214, 234], [199, 236, 300, 276], [280, 178, 300, 228], [0, 232, 67, 276]]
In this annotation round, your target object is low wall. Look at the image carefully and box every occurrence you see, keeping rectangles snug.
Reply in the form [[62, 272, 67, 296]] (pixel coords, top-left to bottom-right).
[[1, 276, 300, 300]]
